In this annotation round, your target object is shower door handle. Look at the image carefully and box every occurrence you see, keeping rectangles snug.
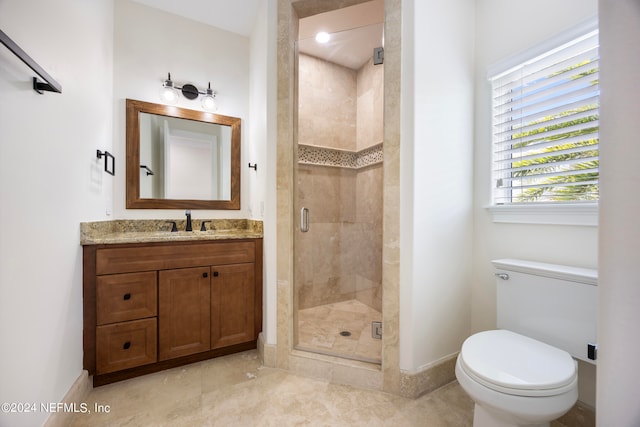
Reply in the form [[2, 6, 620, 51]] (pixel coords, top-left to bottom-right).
[[300, 207, 309, 232]]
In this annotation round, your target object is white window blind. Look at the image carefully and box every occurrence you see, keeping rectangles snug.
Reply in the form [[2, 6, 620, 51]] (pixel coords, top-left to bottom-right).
[[490, 30, 600, 205]]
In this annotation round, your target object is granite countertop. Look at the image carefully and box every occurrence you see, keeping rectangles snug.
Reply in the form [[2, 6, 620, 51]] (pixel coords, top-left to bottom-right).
[[80, 219, 263, 245]]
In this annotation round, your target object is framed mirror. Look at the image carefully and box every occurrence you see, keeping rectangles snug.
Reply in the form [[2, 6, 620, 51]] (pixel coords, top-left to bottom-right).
[[126, 99, 240, 209]]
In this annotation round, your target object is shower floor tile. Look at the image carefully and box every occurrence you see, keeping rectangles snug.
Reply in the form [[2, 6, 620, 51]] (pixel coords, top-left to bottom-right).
[[297, 299, 382, 363]]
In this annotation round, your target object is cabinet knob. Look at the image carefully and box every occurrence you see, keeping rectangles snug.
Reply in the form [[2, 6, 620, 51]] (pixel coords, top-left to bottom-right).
[[123, 293, 131, 300], [203, 272, 208, 278], [123, 341, 131, 350], [213, 271, 219, 277]]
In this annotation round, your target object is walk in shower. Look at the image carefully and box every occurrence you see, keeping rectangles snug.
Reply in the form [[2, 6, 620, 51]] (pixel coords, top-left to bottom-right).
[[294, 1, 384, 363]]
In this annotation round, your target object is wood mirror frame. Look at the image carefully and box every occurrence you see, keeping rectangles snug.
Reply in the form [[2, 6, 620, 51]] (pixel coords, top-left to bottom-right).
[[126, 99, 240, 210]]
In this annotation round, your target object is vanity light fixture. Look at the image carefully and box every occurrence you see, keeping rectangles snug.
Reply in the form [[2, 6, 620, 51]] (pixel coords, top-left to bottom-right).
[[160, 72, 218, 111]]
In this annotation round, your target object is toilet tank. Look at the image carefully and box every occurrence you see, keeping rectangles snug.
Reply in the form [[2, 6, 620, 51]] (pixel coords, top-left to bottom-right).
[[493, 259, 597, 365]]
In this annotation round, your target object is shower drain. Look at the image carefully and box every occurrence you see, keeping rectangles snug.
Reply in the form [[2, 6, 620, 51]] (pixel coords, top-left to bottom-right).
[[339, 331, 352, 337]]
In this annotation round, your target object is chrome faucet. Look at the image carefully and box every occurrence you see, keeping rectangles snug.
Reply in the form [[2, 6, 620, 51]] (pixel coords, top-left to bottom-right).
[[185, 210, 192, 231]]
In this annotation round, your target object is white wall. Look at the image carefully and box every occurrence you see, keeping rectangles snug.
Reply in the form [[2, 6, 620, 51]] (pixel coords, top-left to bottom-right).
[[597, 0, 640, 424], [113, 0, 251, 220], [249, 0, 278, 344], [0, 1, 113, 426], [399, 0, 475, 372], [473, 0, 599, 332], [473, 0, 599, 407]]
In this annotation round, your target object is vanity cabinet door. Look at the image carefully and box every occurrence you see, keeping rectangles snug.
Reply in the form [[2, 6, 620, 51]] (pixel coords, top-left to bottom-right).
[[211, 263, 255, 349], [159, 266, 211, 360]]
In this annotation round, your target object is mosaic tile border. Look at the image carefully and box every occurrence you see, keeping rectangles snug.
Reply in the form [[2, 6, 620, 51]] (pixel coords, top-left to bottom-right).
[[298, 143, 383, 169]]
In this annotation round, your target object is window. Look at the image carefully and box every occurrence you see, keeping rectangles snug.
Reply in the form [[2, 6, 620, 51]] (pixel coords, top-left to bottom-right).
[[489, 28, 600, 209]]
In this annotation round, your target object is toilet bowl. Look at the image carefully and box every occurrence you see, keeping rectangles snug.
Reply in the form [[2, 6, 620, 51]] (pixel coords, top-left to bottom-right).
[[456, 259, 597, 427], [456, 330, 578, 427]]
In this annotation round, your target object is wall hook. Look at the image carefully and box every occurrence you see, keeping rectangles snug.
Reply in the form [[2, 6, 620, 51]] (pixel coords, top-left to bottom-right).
[[140, 165, 154, 176], [248, 163, 257, 171], [97, 150, 115, 176]]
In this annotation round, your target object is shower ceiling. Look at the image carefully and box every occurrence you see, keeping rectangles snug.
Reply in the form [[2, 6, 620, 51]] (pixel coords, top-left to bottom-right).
[[298, 23, 384, 70], [298, 0, 385, 70]]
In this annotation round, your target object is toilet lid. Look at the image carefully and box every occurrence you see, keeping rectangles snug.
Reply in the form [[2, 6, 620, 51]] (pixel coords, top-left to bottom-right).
[[459, 330, 577, 393]]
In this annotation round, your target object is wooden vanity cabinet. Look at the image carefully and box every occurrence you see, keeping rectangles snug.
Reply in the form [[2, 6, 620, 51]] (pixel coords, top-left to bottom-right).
[[83, 238, 262, 386]]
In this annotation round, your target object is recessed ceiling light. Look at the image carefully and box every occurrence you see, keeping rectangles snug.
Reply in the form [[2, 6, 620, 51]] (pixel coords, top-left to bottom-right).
[[315, 31, 330, 43]]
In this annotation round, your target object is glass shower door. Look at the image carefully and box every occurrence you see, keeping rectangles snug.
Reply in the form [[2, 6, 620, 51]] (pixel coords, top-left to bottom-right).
[[293, 16, 384, 363]]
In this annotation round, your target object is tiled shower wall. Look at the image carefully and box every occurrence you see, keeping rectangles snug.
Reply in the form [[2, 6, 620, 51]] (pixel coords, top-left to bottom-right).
[[296, 53, 384, 312]]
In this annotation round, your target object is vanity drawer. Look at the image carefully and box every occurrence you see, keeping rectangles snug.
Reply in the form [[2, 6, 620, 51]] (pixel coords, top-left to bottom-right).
[[96, 271, 157, 325], [96, 318, 157, 374], [96, 241, 255, 275]]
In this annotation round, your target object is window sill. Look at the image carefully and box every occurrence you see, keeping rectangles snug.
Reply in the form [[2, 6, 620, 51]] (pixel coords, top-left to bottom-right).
[[486, 203, 598, 226]]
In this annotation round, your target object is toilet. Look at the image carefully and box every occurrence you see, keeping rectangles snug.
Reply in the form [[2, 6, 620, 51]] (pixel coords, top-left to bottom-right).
[[456, 259, 597, 427]]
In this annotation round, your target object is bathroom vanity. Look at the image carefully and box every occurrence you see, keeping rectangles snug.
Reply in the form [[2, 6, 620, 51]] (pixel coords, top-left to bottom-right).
[[81, 220, 263, 386]]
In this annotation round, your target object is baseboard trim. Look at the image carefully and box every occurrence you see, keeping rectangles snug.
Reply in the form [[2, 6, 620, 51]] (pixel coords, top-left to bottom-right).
[[43, 370, 92, 427], [258, 332, 277, 367], [399, 353, 458, 398]]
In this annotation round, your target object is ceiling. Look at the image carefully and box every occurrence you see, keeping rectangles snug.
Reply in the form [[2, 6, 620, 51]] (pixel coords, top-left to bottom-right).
[[130, 0, 384, 70], [130, 0, 262, 37]]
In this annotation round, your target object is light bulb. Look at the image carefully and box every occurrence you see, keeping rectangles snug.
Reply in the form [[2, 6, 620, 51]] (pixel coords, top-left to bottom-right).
[[161, 86, 178, 104], [201, 82, 217, 111], [160, 73, 178, 105], [202, 96, 217, 111], [315, 31, 330, 43]]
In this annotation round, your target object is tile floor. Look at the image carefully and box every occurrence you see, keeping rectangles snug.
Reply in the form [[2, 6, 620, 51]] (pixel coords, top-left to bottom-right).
[[296, 300, 382, 363], [70, 350, 475, 427]]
